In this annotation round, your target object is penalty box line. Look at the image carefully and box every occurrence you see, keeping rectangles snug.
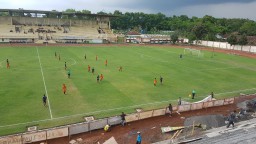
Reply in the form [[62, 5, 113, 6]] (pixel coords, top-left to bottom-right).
[[36, 47, 53, 119]]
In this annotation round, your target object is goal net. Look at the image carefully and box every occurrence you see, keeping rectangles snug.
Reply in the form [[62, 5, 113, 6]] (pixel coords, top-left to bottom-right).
[[184, 48, 204, 57]]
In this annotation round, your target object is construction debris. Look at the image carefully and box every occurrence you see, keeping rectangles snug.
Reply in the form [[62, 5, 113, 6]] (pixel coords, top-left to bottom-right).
[[161, 126, 184, 133], [251, 113, 256, 118], [184, 114, 225, 129], [103, 136, 118, 144]]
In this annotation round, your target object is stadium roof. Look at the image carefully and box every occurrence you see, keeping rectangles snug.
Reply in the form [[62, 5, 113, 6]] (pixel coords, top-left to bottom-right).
[[0, 9, 117, 18]]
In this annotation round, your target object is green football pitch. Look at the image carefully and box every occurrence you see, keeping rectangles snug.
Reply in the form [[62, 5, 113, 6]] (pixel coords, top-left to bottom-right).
[[0, 45, 255, 135]]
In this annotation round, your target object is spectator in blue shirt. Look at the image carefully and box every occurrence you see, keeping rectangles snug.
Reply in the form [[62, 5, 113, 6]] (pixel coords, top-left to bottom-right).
[[136, 131, 141, 144]]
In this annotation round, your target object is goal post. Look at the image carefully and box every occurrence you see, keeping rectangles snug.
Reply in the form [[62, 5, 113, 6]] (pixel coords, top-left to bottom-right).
[[184, 48, 204, 57]]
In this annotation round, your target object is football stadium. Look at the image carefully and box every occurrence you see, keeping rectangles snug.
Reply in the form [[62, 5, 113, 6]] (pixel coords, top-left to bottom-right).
[[0, 6, 256, 144]]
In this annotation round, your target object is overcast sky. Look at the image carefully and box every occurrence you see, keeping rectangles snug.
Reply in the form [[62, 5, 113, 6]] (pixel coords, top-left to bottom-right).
[[0, 0, 255, 20]]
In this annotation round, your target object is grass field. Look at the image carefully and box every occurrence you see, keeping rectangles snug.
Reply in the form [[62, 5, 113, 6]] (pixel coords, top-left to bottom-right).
[[0, 45, 255, 135]]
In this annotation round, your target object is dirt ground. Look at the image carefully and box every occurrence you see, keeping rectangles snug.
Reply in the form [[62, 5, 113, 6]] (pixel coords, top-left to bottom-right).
[[2, 43, 255, 144], [31, 95, 256, 144]]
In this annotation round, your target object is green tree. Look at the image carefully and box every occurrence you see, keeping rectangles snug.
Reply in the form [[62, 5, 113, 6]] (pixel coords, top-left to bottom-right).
[[187, 33, 196, 44], [192, 23, 207, 43], [227, 34, 238, 49], [0, 12, 9, 16], [81, 9, 91, 14], [238, 35, 248, 50], [170, 33, 179, 44], [239, 21, 256, 36]]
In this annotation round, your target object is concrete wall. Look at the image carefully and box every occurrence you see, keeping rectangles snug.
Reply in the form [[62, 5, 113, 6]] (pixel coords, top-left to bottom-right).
[[191, 39, 256, 53]]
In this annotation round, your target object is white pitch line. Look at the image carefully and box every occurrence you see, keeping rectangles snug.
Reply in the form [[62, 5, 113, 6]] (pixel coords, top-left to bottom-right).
[[0, 86, 255, 128], [183, 87, 256, 101], [0, 99, 177, 128], [36, 47, 53, 119]]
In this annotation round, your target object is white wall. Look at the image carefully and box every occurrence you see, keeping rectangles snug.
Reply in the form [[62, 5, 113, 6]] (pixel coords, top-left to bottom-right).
[[190, 40, 256, 54]]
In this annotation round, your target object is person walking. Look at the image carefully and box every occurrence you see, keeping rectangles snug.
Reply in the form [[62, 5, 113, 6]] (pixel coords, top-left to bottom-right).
[[120, 112, 126, 126], [154, 78, 157, 86], [100, 74, 104, 81], [92, 67, 95, 75], [119, 66, 123, 72], [227, 110, 236, 128], [6, 59, 10, 69], [88, 65, 91, 72], [105, 59, 108, 66], [136, 132, 142, 144], [97, 75, 100, 83], [160, 76, 163, 85], [62, 84, 67, 94], [192, 90, 196, 99], [67, 69, 71, 78], [65, 62, 67, 70], [42, 94, 47, 107]]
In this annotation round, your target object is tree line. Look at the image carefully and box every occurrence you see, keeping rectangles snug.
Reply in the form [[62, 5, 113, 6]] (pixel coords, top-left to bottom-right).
[[109, 10, 255, 45]]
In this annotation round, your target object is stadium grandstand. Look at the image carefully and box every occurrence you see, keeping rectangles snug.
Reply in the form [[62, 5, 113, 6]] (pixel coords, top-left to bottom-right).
[[0, 9, 117, 44]]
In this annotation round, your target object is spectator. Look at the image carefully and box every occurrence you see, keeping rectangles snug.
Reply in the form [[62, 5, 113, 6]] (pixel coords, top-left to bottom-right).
[[120, 112, 126, 126], [168, 104, 173, 117], [227, 110, 236, 128], [192, 90, 196, 99], [211, 92, 214, 98], [178, 97, 181, 105], [136, 131, 141, 144], [104, 124, 110, 132]]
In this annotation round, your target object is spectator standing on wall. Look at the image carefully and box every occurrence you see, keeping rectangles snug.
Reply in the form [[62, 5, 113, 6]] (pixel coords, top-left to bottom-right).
[[120, 112, 126, 126], [168, 104, 173, 117]]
